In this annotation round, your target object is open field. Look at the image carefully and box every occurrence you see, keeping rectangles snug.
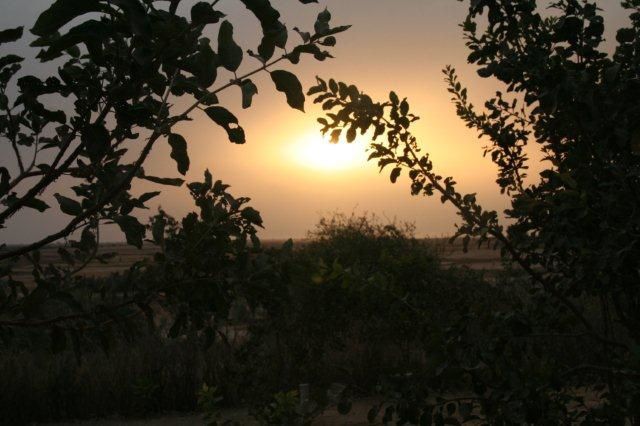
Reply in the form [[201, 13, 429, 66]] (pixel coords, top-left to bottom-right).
[[6, 238, 504, 285]]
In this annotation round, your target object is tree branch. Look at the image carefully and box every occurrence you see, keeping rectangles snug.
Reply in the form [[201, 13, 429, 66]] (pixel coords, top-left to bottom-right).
[[0, 102, 113, 224], [400, 139, 629, 351]]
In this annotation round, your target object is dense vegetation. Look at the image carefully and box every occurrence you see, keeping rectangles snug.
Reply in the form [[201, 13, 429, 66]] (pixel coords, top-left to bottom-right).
[[0, 0, 349, 338], [1, 0, 640, 424], [0, 210, 505, 424], [311, 0, 640, 423]]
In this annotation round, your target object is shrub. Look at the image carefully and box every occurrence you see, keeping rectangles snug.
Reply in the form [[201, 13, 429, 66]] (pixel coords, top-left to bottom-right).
[[0, 213, 506, 423]]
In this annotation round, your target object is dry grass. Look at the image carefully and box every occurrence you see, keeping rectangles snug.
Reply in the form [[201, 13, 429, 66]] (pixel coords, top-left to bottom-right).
[[7, 238, 503, 286]]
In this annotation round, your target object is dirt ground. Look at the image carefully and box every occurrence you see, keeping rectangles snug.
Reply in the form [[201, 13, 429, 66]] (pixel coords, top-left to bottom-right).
[[48, 398, 383, 425]]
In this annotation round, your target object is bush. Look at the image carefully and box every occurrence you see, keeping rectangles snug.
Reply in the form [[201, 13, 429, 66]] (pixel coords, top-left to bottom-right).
[[243, 213, 509, 397], [0, 214, 507, 424]]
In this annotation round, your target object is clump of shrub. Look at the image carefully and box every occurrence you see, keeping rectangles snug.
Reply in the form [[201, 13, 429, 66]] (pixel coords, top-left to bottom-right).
[[243, 213, 510, 395], [0, 213, 507, 424]]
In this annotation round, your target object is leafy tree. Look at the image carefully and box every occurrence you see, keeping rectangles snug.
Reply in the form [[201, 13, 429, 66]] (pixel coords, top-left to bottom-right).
[[0, 0, 348, 349], [145, 169, 265, 342], [311, 0, 640, 422]]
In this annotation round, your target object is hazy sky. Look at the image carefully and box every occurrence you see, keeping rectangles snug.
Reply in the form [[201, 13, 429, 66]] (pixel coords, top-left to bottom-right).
[[0, 1, 631, 244]]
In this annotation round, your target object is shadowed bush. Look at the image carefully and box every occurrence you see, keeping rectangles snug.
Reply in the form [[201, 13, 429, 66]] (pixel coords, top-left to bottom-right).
[[0, 214, 507, 424]]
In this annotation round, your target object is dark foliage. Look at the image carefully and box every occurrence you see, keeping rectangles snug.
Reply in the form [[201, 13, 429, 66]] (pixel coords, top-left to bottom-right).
[[0, 213, 506, 424], [0, 0, 349, 354], [311, 0, 640, 423]]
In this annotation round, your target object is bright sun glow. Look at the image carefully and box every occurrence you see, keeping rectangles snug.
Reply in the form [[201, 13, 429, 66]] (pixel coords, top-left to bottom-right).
[[292, 132, 367, 171]]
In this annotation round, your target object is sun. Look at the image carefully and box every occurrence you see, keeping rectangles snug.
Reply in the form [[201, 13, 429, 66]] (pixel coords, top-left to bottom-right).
[[292, 132, 367, 171]]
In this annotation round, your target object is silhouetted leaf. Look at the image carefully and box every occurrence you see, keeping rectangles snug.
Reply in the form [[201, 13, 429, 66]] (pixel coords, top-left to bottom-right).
[[218, 21, 243, 72], [258, 22, 287, 60], [239, 0, 281, 28], [32, 0, 103, 37], [54, 193, 82, 216], [138, 191, 161, 204], [203, 169, 213, 189], [111, 0, 150, 36], [287, 43, 323, 64], [554, 16, 582, 42], [315, 8, 331, 35], [204, 106, 246, 144], [205, 106, 238, 128], [329, 78, 338, 93], [319, 36, 336, 46], [0, 54, 24, 69], [241, 207, 263, 227], [239, 0, 286, 60], [346, 126, 356, 143], [477, 66, 493, 78], [271, 70, 304, 112], [617, 28, 635, 43], [400, 99, 409, 116], [189, 42, 217, 87], [168, 133, 190, 175], [191, 2, 225, 26], [390, 167, 401, 183], [169, 0, 180, 15], [82, 123, 110, 163], [240, 79, 258, 109], [228, 127, 246, 144], [330, 128, 341, 143], [318, 25, 351, 38], [115, 215, 145, 248], [0, 27, 23, 44]]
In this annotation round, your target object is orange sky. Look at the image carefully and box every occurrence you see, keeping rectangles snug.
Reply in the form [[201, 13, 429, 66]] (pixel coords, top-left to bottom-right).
[[0, 1, 631, 243]]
